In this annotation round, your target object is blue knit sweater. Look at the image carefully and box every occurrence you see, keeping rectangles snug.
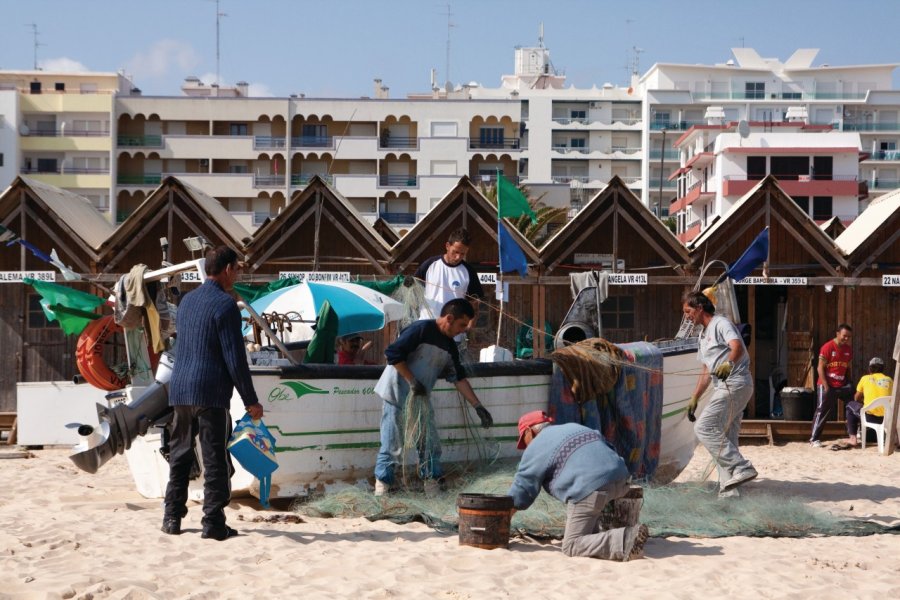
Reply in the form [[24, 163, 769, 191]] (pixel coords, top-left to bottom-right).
[[507, 423, 629, 509], [169, 279, 259, 409]]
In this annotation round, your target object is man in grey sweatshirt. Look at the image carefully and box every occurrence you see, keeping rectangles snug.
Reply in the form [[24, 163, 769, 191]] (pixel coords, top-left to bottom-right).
[[507, 411, 649, 561]]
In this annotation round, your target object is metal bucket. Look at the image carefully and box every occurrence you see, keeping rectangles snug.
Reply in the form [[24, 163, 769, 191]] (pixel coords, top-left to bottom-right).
[[457, 493, 514, 550]]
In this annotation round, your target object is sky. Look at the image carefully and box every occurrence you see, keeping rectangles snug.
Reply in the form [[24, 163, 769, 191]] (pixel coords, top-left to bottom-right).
[[2, 0, 899, 98]]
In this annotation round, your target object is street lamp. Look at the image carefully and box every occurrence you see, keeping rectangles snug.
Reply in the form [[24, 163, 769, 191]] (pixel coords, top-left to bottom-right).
[[657, 128, 667, 219]]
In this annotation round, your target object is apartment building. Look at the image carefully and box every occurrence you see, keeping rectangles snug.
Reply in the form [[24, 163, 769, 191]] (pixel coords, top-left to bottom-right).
[[0, 70, 135, 214], [639, 48, 900, 216], [668, 116, 864, 242]]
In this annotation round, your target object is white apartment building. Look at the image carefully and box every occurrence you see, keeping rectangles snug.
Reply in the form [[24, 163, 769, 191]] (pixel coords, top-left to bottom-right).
[[669, 118, 863, 242], [639, 48, 900, 216]]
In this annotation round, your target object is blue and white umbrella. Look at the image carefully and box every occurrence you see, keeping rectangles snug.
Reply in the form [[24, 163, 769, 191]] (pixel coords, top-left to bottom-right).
[[245, 281, 405, 340]]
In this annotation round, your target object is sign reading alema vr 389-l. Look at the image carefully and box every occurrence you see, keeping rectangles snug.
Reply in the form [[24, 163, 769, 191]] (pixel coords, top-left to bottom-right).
[[0, 271, 55, 283]]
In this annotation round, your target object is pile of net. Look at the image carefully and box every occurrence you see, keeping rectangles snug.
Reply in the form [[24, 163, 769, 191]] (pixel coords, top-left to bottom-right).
[[293, 463, 896, 539]]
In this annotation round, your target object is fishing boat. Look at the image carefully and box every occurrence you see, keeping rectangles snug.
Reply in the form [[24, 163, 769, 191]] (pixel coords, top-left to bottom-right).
[[68, 260, 704, 501]]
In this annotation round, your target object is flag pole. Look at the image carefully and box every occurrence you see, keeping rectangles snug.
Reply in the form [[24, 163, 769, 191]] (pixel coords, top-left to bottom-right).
[[495, 169, 504, 348]]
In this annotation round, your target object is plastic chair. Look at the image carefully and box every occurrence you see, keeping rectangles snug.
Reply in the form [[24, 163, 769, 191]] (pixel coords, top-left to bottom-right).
[[861, 396, 892, 453]]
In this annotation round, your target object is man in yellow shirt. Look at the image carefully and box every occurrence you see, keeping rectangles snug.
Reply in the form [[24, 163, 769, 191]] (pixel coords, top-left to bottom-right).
[[845, 357, 893, 446]]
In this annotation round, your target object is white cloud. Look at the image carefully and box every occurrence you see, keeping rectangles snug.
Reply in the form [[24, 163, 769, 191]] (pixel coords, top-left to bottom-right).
[[38, 57, 90, 72], [196, 72, 275, 97], [127, 39, 201, 80], [247, 82, 273, 97]]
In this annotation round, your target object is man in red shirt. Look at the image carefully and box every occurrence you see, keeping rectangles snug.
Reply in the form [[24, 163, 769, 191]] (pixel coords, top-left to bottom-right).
[[810, 324, 853, 447]]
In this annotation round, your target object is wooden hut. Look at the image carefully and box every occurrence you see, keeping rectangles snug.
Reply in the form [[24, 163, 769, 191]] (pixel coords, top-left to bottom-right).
[[97, 176, 251, 275], [372, 217, 400, 247], [0, 177, 115, 409], [688, 176, 848, 416], [391, 176, 540, 355], [538, 176, 690, 344]]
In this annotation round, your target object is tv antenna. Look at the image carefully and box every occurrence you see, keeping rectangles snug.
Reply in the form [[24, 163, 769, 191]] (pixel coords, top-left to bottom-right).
[[211, 0, 227, 87], [26, 23, 44, 70], [443, 3, 455, 89]]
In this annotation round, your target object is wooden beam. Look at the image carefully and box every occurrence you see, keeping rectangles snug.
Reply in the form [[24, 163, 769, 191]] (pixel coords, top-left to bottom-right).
[[778, 218, 841, 277], [617, 208, 684, 269], [23, 205, 93, 272], [101, 205, 168, 273], [395, 205, 464, 272], [547, 204, 615, 272], [329, 216, 389, 274], [851, 226, 900, 278], [249, 203, 316, 270]]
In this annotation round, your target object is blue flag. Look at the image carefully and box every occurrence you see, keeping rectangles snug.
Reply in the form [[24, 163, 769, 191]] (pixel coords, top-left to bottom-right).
[[725, 227, 769, 282], [498, 221, 529, 277]]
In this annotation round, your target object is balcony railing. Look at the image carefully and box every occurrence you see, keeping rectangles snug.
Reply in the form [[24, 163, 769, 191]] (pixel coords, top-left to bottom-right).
[[117, 174, 163, 186], [24, 129, 109, 137], [475, 174, 519, 185], [610, 147, 642, 155], [691, 91, 868, 101], [379, 174, 418, 187], [117, 134, 163, 147], [253, 174, 286, 187], [648, 149, 680, 160], [552, 145, 590, 154], [290, 173, 334, 186], [648, 178, 677, 188], [649, 121, 704, 131], [290, 136, 334, 149], [468, 138, 521, 150], [254, 136, 287, 149], [61, 167, 110, 174], [870, 179, 900, 189], [870, 150, 900, 160], [551, 175, 590, 184], [20, 167, 60, 174], [379, 137, 417, 149], [379, 211, 420, 224], [842, 122, 900, 132], [551, 117, 589, 125]]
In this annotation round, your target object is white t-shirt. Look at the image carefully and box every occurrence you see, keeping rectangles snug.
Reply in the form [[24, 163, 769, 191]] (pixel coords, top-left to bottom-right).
[[414, 255, 483, 319]]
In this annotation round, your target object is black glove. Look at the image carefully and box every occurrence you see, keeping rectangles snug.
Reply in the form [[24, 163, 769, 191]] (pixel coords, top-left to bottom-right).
[[410, 379, 427, 396], [475, 405, 493, 429]]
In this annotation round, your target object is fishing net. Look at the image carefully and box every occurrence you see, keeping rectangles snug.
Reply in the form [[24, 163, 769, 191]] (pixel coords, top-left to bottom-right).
[[391, 279, 431, 330], [295, 462, 899, 539]]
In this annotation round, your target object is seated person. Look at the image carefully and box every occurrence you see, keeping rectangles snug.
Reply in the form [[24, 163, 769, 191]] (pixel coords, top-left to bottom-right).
[[844, 356, 893, 446], [337, 334, 374, 365]]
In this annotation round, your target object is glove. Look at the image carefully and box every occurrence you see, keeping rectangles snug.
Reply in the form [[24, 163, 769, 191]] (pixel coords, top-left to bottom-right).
[[687, 395, 699, 422], [475, 405, 493, 429], [410, 379, 427, 396], [714, 361, 733, 380]]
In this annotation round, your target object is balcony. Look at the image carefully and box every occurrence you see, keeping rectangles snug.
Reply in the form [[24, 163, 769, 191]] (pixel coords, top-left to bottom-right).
[[870, 178, 900, 190], [468, 138, 521, 151], [379, 212, 421, 224], [253, 174, 286, 188], [670, 183, 714, 213], [118, 174, 162, 186], [474, 174, 519, 185], [551, 175, 590, 184], [678, 220, 702, 244], [647, 178, 677, 189], [118, 134, 163, 148], [552, 145, 591, 155], [551, 117, 589, 125], [290, 136, 334, 149], [25, 129, 108, 138], [291, 173, 334, 187], [842, 122, 900, 132], [253, 136, 287, 150], [722, 175, 860, 197], [378, 174, 418, 187], [379, 137, 418, 150], [649, 121, 704, 131], [648, 149, 680, 160], [869, 150, 900, 161]]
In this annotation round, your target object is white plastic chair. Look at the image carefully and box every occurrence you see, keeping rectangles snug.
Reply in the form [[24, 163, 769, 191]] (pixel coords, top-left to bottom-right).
[[860, 396, 893, 453]]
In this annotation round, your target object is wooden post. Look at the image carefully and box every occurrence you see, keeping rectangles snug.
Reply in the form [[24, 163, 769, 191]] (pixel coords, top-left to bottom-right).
[[532, 285, 540, 358], [885, 320, 900, 456], [747, 286, 756, 418]]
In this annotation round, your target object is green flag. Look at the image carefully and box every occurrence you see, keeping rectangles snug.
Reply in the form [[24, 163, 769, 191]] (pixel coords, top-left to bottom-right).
[[497, 172, 537, 224], [24, 277, 106, 335]]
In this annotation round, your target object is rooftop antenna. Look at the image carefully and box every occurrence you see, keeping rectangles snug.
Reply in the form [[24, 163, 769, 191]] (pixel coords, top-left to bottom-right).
[[26, 23, 44, 70], [443, 3, 455, 88], [211, 0, 227, 87], [538, 22, 544, 48], [631, 46, 644, 77]]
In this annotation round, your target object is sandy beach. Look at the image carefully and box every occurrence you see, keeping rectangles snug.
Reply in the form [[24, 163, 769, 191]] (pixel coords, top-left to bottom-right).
[[1, 440, 899, 599]]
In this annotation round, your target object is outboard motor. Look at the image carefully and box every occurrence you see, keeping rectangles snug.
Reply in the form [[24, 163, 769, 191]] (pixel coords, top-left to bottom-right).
[[554, 287, 602, 349], [69, 352, 175, 474]]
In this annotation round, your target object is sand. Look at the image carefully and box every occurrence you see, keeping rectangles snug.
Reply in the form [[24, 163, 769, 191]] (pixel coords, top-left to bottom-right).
[[1, 441, 899, 599]]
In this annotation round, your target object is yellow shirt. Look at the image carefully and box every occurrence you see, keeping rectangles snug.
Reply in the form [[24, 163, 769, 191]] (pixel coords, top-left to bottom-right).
[[856, 373, 893, 417]]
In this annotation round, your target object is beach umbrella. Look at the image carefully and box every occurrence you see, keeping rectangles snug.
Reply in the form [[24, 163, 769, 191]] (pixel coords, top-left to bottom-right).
[[245, 281, 405, 339]]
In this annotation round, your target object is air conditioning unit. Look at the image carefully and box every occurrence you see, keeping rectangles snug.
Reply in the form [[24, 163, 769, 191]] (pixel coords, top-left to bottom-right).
[[199, 158, 209, 168], [590, 102, 601, 108]]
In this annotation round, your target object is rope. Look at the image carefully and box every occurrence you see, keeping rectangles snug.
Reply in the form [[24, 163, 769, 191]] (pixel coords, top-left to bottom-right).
[[549, 338, 625, 404]]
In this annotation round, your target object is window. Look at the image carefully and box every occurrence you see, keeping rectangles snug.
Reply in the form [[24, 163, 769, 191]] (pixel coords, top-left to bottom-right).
[[28, 295, 52, 329], [54, 82, 65, 92], [793, 196, 810, 214], [229, 123, 248, 136], [228, 165, 248, 174], [653, 111, 670, 127], [813, 156, 833, 180], [745, 82, 765, 99], [0, 153, 3, 167], [601, 296, 634, 329], [747, 156, 766, 180], [479, 127, 505, 147], [29, 81, 41, 94], [770, 156, 810, 180], [570, 110, 586, 121], [813, 196, 833, 220], [36, 158, 58, 173], [570, 138, 586, 148]]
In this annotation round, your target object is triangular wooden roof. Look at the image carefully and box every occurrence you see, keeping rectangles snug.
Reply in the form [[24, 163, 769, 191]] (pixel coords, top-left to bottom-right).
[[372, 217, 400, 247], [390, 176, 540, 273], [539, 176, 689, 275], [819, 216, 847, 240], [0, 176, 114, 272], [98, 176, 251, 273], [688, 176, 847, 276], [835, 187, 900, 277], [244, 176, 392, 275]]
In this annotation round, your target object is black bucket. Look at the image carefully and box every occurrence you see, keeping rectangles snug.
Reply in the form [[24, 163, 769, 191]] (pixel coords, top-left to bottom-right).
[[457, 493, 514, 550], [780, 387, 815, 421]]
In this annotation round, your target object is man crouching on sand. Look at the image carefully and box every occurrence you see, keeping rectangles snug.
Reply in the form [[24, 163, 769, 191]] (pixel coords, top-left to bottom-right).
[[507, 411, 649, 561]]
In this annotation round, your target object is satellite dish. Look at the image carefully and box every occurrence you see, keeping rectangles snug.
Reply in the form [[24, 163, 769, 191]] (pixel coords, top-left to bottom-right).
[[737, 120, 750, 138], [19, 123, 30, 136]]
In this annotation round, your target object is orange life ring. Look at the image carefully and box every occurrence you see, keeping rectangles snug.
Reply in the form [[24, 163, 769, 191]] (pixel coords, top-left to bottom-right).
[[76, 315, 159, 391]]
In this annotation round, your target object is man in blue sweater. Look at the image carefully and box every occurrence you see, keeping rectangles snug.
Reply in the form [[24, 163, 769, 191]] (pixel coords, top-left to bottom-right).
[[162, 246, 264, 541], [507, 411, 649, 561], [374, 298, 492, 496]]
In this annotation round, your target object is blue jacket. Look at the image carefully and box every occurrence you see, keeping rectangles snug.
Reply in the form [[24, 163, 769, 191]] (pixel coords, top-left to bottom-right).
[[507, 423, 629, 509], [169, 279, 259, 409]]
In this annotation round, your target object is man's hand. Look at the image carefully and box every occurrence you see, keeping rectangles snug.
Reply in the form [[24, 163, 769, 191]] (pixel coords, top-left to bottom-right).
[[409, 379, 427, 396], [475, 405, 493, 428], [246, 402, 264, 421], [713, 361, 733, 380], [687, 395, 698, 423]]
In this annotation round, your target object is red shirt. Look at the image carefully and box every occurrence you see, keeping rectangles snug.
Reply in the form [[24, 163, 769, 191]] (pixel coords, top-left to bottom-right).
[[818, 339, 852, 388]]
